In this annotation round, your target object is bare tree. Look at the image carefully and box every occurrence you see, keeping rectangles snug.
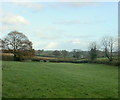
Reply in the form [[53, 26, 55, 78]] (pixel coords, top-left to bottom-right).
[[0, 39, 3, 54], [61, 50, 68, 58], [101, 36, 116, 61], [0, 39, 3, 50], [89, 41, 98, 61], [72, 49, 82, 59], [2, 31, 34, 60], [37, 49, 44, 55], [53, 50, 61, 57], [118, 36, 120, 61]]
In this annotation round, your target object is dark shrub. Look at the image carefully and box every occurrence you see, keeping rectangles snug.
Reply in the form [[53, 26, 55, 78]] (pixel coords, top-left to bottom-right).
[[109, 60, 120, 66], [2, 54, 14, 61], [44, 60, 46, 62], [32, 58, 40, 62]]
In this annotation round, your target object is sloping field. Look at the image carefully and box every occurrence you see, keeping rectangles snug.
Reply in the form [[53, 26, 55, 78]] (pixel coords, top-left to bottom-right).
[[2, 61, 118, 98]]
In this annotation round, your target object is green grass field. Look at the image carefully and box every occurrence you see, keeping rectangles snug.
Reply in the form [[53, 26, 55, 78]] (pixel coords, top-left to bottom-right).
[[2, 61, 118, 98]]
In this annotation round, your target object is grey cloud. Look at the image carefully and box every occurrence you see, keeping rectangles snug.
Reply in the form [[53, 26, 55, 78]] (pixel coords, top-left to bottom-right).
[[8, 2, 100, 11]]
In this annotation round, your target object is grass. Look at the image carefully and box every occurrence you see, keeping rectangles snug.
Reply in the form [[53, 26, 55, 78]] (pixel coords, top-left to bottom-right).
[[2, 61, 118, 98]]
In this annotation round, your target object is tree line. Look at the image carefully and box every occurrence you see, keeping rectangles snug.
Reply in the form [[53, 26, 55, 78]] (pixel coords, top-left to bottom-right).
[[36, 37, 118, 62], [0, 31, 118, 62]]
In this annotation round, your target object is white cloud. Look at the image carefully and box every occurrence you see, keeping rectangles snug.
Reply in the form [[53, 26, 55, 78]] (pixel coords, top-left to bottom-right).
[[1, 2, 100, 13], [70, 38, 89, 46], [13, 2, 44, 10], [35, 32, 57, 39], [33, 40, 59, 50], [45, 42, 58, 49], [59, 2, 99, 8], [0, 9, 30, 32], [1, 13, 29, 25], [71, 39, 81, 44], [31, 26, 66, 40], [55, 19, 106, 25], [33, 41, 46, 49]]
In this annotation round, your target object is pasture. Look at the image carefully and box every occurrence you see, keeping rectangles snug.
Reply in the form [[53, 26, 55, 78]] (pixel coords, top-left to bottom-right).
[[2, 61, 118, 98]]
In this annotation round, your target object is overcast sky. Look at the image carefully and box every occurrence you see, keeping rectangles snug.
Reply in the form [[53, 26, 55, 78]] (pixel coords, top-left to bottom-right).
[[0, 2, 118, 51]]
